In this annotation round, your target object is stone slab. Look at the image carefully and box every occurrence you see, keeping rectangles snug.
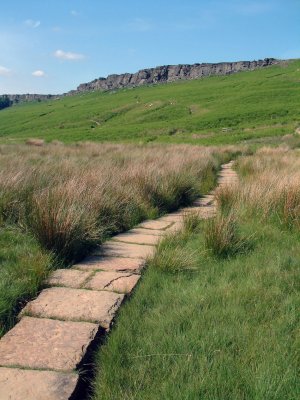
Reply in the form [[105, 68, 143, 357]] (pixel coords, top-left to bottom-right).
[[0, 367, 78, 400], [0, 317, 98, 371], [137, 219, 173, 230], [73, 256, 145, 272], [21, 287, 124, 328], [85, 271, 141, 294], [157, 214, 184, 222], [113, 232, 161, 245], [94, 241, 155, 259], [46, 269, 93, 289], [129, 228, 165, 236], [164, 221, 184, 233]]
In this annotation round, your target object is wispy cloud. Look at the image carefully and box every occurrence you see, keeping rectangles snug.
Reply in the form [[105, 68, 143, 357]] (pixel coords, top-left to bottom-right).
[[32, 70, 46, 77], [54, 49, 85, 61], [71, 10, 79, 17], [231, 1, 273, 16], [0, 65, 11, 77], [52, 26, 62, 32], [127, 18, 153, 32], [24, 19, 41, 28]]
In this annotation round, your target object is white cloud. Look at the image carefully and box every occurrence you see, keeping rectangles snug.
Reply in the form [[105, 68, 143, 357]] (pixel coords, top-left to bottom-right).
[[32, 70, 46, 77], [232, 1, 272, 16], [128, 18, 153, 32], [24, 19, 41, 28], [0, 65, 11, 77], [71, 10, 79, 17], [54, 49, 85, 61]]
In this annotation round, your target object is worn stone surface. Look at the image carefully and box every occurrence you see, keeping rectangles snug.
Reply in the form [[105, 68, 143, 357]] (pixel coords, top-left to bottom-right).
[[129, 228, 165, 236], [163, 221, 184, 233], [95, 241, 155, 259], [85, 271, 141, 294], [0, 367, 78, 400], [0, 317, 98, 371], [46, 269, 92, 288], [21, 287, 124, 328], [137, 219, 173, 230], [74, 256, 145, 272], [157, 214, 184, 223], [113, 232, 161, 245]]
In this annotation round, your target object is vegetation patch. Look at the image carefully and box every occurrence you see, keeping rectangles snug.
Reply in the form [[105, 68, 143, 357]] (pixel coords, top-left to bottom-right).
[[0, 142, 233, 335], [0, 61, 300, 144], [91, 147, 299, 399]]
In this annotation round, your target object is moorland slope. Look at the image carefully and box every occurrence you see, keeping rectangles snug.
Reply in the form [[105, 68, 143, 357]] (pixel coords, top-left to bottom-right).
[[0, 59, 299, 145]]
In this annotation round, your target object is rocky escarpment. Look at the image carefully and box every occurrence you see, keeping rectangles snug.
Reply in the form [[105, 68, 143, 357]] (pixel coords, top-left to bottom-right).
[[71, 58, 280, 94], [3, 58, 282, 103], [5, 94, 59, 104]]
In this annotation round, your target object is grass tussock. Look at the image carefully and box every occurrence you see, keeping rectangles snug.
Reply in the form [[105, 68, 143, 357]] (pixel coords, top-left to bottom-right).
[[204, 213, 243, 258], [149, 232, 197, 273], [234, 147, 300, 229], [183, 211, 202, 234], [0, 143, 230, 263]]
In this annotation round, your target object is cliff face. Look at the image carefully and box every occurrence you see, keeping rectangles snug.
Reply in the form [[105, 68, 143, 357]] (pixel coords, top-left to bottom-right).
[[4, 58, 281, 102], [74, 58, 279, 94], [5, 94, 59, 104]]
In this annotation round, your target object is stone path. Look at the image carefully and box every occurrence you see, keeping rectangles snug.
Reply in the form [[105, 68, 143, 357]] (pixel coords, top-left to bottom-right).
[[0, 161, 238, 400]]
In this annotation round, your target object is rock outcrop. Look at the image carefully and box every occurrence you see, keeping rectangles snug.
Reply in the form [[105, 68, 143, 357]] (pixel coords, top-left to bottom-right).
[[5, 94, 59, 104], [3, 58, 281, 102], [72, 58, 280, 94]]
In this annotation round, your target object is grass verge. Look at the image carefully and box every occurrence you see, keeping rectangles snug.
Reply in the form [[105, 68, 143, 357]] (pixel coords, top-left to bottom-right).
[[0, 224, 52, 337], [91, 216, 298, 400]]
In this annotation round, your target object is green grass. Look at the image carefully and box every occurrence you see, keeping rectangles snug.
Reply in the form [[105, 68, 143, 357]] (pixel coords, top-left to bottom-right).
[[0, 60, 300, 145], [92, 217, 299, 399], [0, 224, 52, 337]]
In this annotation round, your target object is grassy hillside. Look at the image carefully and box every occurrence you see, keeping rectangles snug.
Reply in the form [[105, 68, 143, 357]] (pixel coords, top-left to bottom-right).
[[0, 60, 299, 145]]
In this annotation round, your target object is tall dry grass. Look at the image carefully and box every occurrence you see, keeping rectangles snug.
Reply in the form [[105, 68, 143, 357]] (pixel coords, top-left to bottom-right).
[[0, 142, 233, 262], [215, 146, 300, 229]]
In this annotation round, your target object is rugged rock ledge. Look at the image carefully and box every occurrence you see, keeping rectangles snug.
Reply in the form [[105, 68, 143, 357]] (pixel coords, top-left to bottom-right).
[[4, 58, 281, 103], [71, 58, 280, 94], [4, 94, 59, 104]]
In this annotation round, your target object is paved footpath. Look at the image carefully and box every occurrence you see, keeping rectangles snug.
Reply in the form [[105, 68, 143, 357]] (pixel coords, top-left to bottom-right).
[[0, 161, 238, 400]]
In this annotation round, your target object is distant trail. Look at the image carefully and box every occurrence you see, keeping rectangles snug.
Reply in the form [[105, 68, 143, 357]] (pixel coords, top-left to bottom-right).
[[0, 161, 238, 400]]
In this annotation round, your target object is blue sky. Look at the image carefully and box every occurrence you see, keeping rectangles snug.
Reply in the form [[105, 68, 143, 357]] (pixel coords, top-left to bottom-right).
[[0, 0, 299, 94]]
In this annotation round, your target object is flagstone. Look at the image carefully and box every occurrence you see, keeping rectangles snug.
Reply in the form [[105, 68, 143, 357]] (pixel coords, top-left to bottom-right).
[[0, 317, 98, 371], [0, 367, 78, 400], [73, 256, 145, 272], [85, 271, 141, 294], [94, 241, 155, 259], [46, 269, 93, 289], [21, 287, 124, 328]]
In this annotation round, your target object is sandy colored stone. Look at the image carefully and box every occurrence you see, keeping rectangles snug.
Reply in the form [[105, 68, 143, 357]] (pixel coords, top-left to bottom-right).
[[0, 367, 78, 400], [157, 214, 184, 223], [113, 232, 161, 245], [137, 219, 173, 230], [74, 256, 145, 272], [164, 221, 184, 233], [21, 287, 124, 328], [0, 317, 98, 371], [46, 269, 93, 288], [85, 271, 140, 293], [129, 228, 165, 236], [94, 241, 155, 259]]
